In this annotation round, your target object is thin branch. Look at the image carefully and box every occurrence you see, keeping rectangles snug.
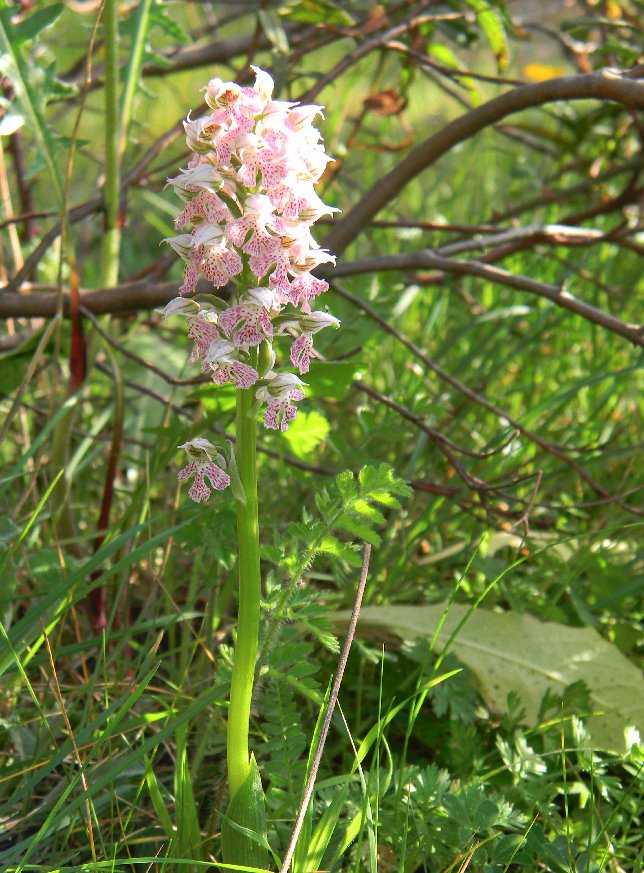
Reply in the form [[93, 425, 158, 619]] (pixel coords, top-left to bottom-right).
[[330, 281, 616, 501], [487, 154, 642, 225], [354, 381, 518, 462], [479, 179, 643, 266], [354, 382, 536, 500], [80, 306, 206, 385], [437, 222, 618, 256], [299, 3, 438, 103], [2, 198, 99, 293], [0, 208, 56, 231], [86, 363, 643, 520], [331, 251, 644, 347]]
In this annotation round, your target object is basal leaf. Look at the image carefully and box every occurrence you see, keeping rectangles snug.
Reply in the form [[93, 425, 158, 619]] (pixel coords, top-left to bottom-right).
[[336, 603, 643, 751], [221, 755, 270, 868]]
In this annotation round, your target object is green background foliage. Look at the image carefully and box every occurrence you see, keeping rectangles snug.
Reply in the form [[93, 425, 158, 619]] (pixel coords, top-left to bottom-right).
[[0, 0, 642, 870]]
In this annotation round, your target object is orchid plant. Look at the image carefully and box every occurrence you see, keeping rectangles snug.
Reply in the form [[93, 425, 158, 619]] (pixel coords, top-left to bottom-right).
[[161, 67, 338, 866]]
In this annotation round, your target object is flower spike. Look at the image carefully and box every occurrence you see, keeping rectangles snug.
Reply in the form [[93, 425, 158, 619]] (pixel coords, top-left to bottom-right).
[[165, 65, 340, 498]]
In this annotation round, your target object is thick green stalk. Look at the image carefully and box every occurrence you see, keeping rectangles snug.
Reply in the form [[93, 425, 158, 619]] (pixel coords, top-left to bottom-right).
[[100, 0, 121, 288], [227, 385, 261, 800]]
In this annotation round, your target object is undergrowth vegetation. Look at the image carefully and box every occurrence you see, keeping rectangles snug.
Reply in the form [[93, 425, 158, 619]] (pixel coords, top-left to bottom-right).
[[0, 1, 642, 871]]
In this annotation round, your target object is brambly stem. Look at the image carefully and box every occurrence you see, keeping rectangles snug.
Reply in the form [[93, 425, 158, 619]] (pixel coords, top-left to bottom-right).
[[227, 379, 261, 800]]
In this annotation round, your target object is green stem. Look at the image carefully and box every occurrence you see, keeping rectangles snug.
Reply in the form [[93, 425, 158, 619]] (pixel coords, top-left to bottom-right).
[[100, 0, 120, 288], [227, 384, 261, 800], [119, 0, 153, 159]]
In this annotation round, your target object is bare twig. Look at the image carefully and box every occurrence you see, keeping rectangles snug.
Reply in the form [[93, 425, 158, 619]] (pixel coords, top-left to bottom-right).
[[279, 544, 372, 873], [331, 252, 644, 347], [80, 306, 207, 385], [323, 69, 644, 257], [299, 3, 437, 103], [354, 381, 518, 461], [331, 281, 615, 501]]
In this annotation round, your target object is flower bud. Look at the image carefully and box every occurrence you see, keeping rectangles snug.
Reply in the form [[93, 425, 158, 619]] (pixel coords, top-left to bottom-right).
[[159, 297, 201, 319]]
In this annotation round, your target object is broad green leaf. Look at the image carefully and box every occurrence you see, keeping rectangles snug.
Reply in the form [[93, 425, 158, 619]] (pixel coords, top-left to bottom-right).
[[307, 360, 362, 400], [336, 603, 643, 751], [282, 409, 330, 459]]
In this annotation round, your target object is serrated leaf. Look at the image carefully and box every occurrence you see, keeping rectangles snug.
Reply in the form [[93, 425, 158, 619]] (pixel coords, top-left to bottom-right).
[[317, 536, 362, 567], [358, 464, 411, 500], [43, 62, 77, 100], [336, 603, 644, 752], [335, 513, 381, 545], [351, 498, 386, 525], [149, 2, 189, 44], [335, 469, 355, 498], [366, 489, 401, 509]]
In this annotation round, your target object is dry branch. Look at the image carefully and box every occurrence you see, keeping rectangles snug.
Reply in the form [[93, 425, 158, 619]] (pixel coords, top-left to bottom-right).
[[333, 251, 644, 347], [323, 69, 644, 256]]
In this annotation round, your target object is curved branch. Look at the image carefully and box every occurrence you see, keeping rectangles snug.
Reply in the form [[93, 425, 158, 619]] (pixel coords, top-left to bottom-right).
[[354, 380, 518, 462], [324, 69, 644, 256], [300, 3, 438, 102], [331, 251, 644, 347]]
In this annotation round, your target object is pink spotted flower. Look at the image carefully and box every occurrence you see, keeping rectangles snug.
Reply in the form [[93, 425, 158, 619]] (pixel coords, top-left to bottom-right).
[[177, 439, 231, 503], [164, 66, 340, 501]]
